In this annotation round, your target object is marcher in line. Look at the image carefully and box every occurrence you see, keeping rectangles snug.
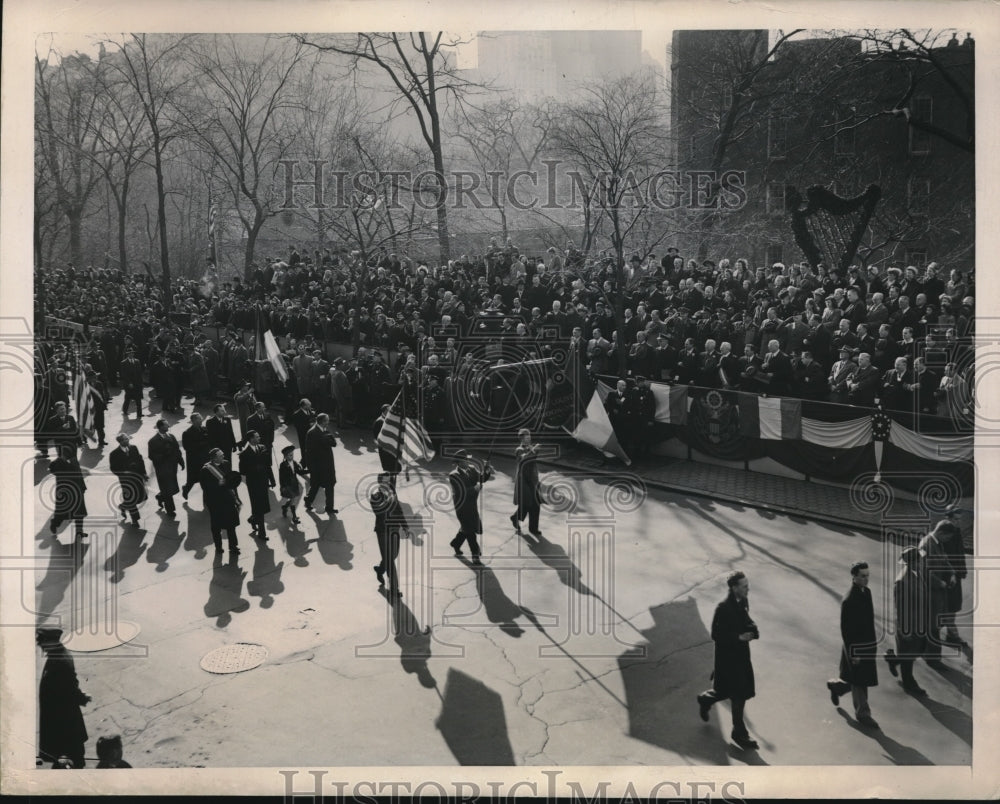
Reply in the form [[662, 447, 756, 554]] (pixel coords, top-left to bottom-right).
[[48, 444, 88, 540], [827, 561, 879, 728], [278, 445, 309, 524], [148, 419, 184, 519], [697, 571, 760, 750], [245, 401, 277, 487], [181, 412, 211, 500], [238, 430, 272, 538], [373, 403, 402, 489], [510, 428, 544, 537], [939, 506, 968, 645], [118, 348, 145, 419], [449, 450, 493, 565], [886, 546, 930, 696], [303, 412, 338, 515], [918, 519, 960, 659], [108, 433, 147, 526], [37, 628, 91, 769], [199, 447, 242, 554], [371, 472, 409, 598], [206, 403, 237, 457]]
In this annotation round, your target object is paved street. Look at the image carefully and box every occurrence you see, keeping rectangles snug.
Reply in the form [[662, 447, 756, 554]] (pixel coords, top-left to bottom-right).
[[32, 402, 972, 768]]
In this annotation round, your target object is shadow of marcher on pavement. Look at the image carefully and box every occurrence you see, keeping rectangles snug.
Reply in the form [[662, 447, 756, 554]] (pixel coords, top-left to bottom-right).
[[247, 544, 285, 608], [35, 540, 89, 619], [385, 588, 436, 689], [145, 518, 183, 573], [203, 551, 250, 627], [103, 527, 147, 583], [836, 709, 934, 764], [315, 517, 353, 571], [456, 557, 524, 637]]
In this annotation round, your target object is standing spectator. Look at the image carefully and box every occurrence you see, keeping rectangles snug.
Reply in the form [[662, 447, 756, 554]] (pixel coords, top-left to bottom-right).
[[697, 571, 761, 750], [632, 376, 656, 455], [119, 348, 145, 419], [303, 413, 338, 515], [199, 447, 242, 554], [329, 359, 353, 427], [108, 433, 147, 527], [881, 357, 913, 412], [826, 561, 880, 729], [37, 628, 91, 768], [238, 430, 272, 538], [48, 445, 88, 539], [201, 339, 221, 399], [846, 353, 881, 407], [233, 380, 256, 443], [908, 357, 939, 417], [510, 428, 543, 537], [188, 347, 210, 408], [760, 339, 792, 396], [206, 403, 237, 457], [371, 472, 408, 599], [148, 419, 184, 519], [828, 347, 858, 404], [793, 351, 827, 401], [604, 379, 634, 453], [886, 546, 929, 696], [278, 445, 309, 524], [181, 413, 211, 500]]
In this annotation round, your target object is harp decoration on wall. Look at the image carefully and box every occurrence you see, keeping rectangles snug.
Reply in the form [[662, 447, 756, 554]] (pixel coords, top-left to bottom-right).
[[788, 184, 881, 272]]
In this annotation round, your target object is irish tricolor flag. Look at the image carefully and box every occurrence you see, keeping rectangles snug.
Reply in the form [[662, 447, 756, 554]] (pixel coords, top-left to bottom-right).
[[739, 395, 802, 440], [570, 390, 632, 465]]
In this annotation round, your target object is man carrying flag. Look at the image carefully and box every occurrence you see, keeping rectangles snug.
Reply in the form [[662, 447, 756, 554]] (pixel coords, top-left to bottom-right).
[[568, 387, 631, 466], [72, 356, 98, 448], [375, 380, 436, 489]]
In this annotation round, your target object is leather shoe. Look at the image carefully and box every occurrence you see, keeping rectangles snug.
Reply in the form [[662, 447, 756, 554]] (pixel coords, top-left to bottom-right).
[[509, 513, 521, 533], [374, 565, 384, 585], [325, 508, 338, 515], [902, 682, 927, 696], [732, 732, 759, 750], [885, 649, 899, 677], [450, 538, 463, 557], [827, 681, 840, 707], [697, 693, 711, 722]]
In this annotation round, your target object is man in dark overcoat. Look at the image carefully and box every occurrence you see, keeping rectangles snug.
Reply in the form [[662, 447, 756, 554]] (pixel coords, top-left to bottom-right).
[[108, 433, 147, 526], [206, 403, 237, 457], [448, 450, 493, 564], [48, 445, 88, 539], [510, 428, 543, 537], [238, 430, 272, 537], [181, 412, 211, 500], [887, 546, 929, 696], [199, 448, 241, 554], [827, 561, 879, 728], [148, 419, 184, 518], [303, 413, 338, 515], [697, 571, 760, 750], [245, 401, 277, 487], [37, 628, 91, 768]]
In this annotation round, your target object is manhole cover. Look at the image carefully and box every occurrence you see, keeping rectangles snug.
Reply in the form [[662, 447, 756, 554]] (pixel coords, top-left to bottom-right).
[[200, 643, 268, 674], [61, 621, 141, 653]]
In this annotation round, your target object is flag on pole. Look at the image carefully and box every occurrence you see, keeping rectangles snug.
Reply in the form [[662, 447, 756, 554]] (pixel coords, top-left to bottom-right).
[[376, 390, 436, 465], [72, 358, 96, 445], [569, 389, 631, 465], [263, 330, 288, 382]]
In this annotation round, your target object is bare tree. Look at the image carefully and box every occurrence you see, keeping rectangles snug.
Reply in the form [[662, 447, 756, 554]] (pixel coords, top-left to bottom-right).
[[293, 32, 488, 264], [182, 34, 314, 280], [548, 73, 669, 376], [104, 34, 194, 310], [35, 49, 105, 268]]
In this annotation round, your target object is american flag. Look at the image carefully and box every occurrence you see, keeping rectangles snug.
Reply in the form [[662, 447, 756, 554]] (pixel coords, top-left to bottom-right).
[[72, 359, 97, 444], [376, 390, 435, 465], [871, 408, 892, 442]]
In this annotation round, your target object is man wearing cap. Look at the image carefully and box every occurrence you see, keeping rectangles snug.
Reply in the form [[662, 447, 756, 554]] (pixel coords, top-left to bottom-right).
[[303, 413, 338, 515], [119, 348, 145, 418], [148, 419, 184, 519], [37, 628, 91, 768], [828, 347, 858, 404], [278, 445, 309, 524], [887, 546, 930, 695], [826, 561, 880, 728], [448, 450, 492, 564], [199, 447, 242, 554], [109, 433, 147, 526]]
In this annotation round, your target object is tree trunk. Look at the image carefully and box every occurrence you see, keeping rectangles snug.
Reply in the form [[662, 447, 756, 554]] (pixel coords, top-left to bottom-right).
[[68, 209, 83, 268], [153, 141, 171, 311], [245, 217, 264, 284], [117, 178, 129, 274]]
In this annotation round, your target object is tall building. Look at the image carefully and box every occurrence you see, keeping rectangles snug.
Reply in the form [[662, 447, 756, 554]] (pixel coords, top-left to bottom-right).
[[669, 30, 975, 271], [477, 31, 643, 100]]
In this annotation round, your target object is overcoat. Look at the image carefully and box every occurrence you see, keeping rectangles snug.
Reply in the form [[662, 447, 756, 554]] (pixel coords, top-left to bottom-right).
[[449, 465, 486, 535], [108, 444, 149, 507], [710, 591, 757, 700], [513, 445, 542, 509], [304, 425, 337, 485], [199, 460, 241, 530], [38, 645, 88, 762], [839, 583, 878, 687], [148, 432, 183, 496]]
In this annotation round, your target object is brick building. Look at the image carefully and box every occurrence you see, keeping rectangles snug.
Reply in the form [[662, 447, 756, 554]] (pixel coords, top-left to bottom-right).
[[669, 30, 974, 271]]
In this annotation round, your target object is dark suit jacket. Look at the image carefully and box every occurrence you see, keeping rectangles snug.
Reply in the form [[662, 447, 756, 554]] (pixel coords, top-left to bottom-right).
[[206, 416, 237, 455], [710, 592, 758, 700], [304, 425, 337, 484]]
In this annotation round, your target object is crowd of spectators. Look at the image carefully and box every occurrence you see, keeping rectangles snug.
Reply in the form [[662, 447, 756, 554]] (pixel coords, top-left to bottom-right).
[[36, 239, 976, 425]]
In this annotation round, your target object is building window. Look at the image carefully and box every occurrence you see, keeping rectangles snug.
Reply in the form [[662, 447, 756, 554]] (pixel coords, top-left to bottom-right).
[[835, 113, 856, 155], [767, 116, 787, 159], [766, 182, 787, 214], [766, 244, 784, 266], [908, 178, 930, 216], [909, 96, 933, 155]]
